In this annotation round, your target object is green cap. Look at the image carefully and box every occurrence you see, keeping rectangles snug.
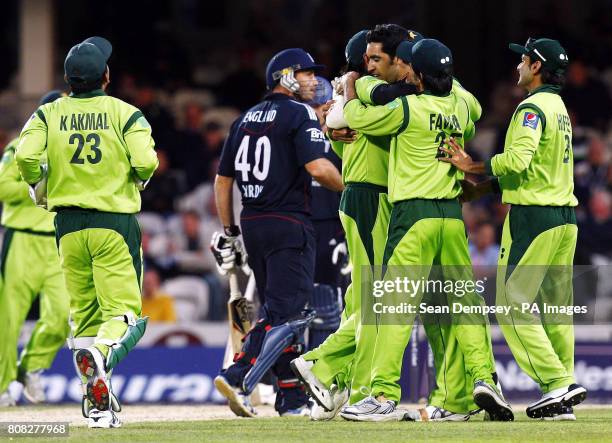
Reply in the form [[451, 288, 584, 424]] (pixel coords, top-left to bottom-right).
[[345, 30, 369, 68], [411, 38, 453, 76], [509, 38, 569, 73], [395, 30, 424, 63], [64, 36, 112, 84]]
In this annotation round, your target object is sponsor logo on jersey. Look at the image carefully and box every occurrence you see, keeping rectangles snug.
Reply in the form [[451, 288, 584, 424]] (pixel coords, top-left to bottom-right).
[[306, 127, 325, 142], [522, 112, 540, 129]]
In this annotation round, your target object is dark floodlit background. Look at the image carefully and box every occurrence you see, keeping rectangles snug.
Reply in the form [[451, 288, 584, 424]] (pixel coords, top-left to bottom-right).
[[0, 0, 611, 404]]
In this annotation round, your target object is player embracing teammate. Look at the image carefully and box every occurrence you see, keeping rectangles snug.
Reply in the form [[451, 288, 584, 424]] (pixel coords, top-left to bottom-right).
[[294, 26, 586, 423]]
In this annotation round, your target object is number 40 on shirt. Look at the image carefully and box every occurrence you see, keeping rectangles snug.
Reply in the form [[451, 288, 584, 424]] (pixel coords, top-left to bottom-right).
[[234, 135, 271, 182]]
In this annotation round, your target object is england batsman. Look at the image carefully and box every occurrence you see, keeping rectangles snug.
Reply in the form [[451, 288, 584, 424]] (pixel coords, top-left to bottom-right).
[[338, 38, 511, 422], [212, 48, 343, 417], [16, 36, 158, 428], [306, 76, 345, 353], [0, 91, 69, 407], [440, 37, 587, 420]]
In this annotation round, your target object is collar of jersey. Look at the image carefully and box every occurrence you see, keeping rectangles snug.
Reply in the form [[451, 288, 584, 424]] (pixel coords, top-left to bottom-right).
[[264, 92, 292, 101], [69, 89, 107, 99], [527, 84, 560, 97], [419, 89, 451, 97]]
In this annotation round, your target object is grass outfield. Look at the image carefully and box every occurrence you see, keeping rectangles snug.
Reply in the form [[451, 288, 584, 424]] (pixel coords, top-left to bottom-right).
[[6, 408, 612, 442]]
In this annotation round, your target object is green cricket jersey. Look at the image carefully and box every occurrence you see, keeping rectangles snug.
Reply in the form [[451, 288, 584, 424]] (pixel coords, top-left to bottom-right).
[[0, 138, 54, 232], [485, 85, 577, 207], [452, 79, 481, 123], [345, 83, 475, 203], [330, 76, 391, 187], [16, 89, 158, 213]]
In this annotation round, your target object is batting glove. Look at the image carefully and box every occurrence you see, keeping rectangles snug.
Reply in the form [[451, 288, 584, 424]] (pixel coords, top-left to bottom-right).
[[332, 241, 352, 276], [210, 231, 248, 275]]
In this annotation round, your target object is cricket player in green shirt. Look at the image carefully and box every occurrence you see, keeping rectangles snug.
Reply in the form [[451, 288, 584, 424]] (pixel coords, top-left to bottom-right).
[[16, 36, 158, 428], [338, 38, 511, 422], [0, 91, 69, 408], [291, 26, 401, 420], [440, 37, 587, 421]]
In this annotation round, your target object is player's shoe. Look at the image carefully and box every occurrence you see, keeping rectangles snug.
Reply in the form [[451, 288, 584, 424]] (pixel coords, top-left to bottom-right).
[[526, 384, 587, 419], [417, 405, 471, 422], [214, 375, 256, 418], [290, 356, 334, 411], [473, 380, 514, 421], [0, 390, 16, 407], [19, 370, 46, 404], [310, 385, 349, 421], [542, 405, 576, 421], [340, 396, 411, 422], [88, 408, 122, 428], [75, 347, 111, 411], [280, 404, 311, 417]]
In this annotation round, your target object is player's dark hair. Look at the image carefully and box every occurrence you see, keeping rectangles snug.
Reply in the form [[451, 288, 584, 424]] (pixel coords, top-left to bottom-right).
[[340, 61, 367, 75], [529, 58, 566, 89], [69, 77, 104, 94], [366, 24, 409, 58], [540, 68, 566, 89], [413, 65, 454, 96]]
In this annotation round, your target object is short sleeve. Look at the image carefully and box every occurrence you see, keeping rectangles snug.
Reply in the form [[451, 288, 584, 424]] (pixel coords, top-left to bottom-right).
[[218, 119, 241, 177], [293, 108, 325, 166]]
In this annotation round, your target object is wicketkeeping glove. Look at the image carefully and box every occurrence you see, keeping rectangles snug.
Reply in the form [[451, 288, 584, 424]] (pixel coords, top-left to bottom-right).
[[210, 231, 248, 275]]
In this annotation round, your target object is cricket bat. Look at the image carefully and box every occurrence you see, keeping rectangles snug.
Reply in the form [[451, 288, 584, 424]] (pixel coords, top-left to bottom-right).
[[222, 271, 262, 405], [224, 271, 251, 366]]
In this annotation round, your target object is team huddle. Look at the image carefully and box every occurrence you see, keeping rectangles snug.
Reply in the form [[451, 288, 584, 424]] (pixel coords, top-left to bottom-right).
[[212, 24, 587, 422], [0, 22, 586, 430]]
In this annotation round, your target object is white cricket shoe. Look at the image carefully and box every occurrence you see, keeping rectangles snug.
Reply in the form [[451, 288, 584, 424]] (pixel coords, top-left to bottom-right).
[[310, 385, 349, 421], [75, 347, 111, 411], [0, 390, 16, 407], [340, 396, 411, 422], [290, 357, 334, 411], [526, 384, 586, 419], [543, 405, 576, 421], [418, 405, 471, 422], [280, 404, 311, 417], [214, 375, 256, 418], [20, 370, 46, 404], [88, 408, 122, 428]]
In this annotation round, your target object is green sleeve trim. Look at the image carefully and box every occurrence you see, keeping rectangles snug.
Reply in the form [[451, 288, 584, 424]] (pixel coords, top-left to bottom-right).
[[35, 109, 47, 126], [123, 111, 144, 136], [514, 103, 546, 132], [484, 158, 494, 176], [460, 97, 470, 128], [369, 84, 380, 104], [396, 96, 410, 135]]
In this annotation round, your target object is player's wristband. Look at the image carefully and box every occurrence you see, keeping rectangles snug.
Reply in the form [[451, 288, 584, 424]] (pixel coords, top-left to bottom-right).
[[224, 225, 241, 237]]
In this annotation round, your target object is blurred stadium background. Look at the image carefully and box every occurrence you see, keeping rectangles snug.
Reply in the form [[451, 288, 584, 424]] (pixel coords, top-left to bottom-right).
[[1, 0, 611, 406]]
